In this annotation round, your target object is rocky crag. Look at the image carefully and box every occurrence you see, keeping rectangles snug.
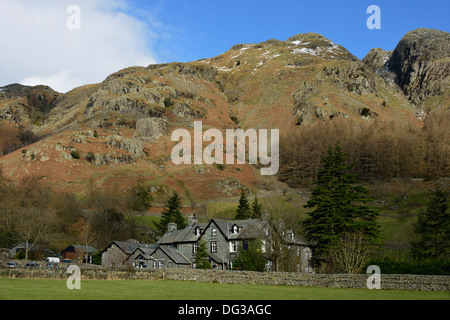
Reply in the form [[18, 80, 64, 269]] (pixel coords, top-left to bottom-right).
[[0, 28, 448, 201]]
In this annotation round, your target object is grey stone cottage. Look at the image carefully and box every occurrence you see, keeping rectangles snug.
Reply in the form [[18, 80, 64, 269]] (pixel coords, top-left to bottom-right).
[[121, 214, 314, 273], [101, 240, 157, 268]]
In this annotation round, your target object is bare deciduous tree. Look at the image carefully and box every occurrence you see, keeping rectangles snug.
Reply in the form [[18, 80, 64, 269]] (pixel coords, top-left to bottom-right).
[[329, 232, 378, 274]]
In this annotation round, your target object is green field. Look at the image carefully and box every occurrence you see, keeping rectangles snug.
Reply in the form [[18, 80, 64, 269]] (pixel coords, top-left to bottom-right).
[[0, 278, 448, 300]]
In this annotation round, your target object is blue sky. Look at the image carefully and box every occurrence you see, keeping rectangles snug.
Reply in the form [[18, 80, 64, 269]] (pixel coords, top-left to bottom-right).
[[134, 0, 449, 63], [0, 0, 448, 92]]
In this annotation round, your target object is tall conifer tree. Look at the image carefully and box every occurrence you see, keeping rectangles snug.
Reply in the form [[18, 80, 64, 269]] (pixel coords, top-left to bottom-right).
[[302, 143, 379, 265], [154, 191, 187, 235], [411, 187, 450, 261]]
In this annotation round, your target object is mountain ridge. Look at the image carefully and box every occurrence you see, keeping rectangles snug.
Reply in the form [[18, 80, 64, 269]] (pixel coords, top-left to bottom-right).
[[0, 28, 448, 202]]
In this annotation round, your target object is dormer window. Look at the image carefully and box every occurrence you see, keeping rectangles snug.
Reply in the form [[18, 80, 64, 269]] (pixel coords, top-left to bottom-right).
[[194, 227, 201, 236], [231, 225, 239, 234]]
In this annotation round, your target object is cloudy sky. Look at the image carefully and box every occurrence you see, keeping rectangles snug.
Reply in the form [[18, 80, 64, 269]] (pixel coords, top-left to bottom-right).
[[0, 0, 447, 93]]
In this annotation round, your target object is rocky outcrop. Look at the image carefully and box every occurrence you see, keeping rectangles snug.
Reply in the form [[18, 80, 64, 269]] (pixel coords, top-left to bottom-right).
[[317, 62, 379, 96], [136, 117, 169, 139], [106, 135, 144, 156], [388, 29, 450, 104], [363, 48, 393, 74], [0, 84, 59, 125], [89, 152, 136, 166], [212, 178, 251, 195], [172, 101, 206, 119]]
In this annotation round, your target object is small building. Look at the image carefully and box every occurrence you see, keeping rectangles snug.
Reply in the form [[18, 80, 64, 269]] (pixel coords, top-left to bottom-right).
[[60, 245, 98, 263], [157, 214, 208, 267], [100, 214, 314, 273], [9, 242, 54, 259], [126, 245, 191, 269], [101, 240, 155, 268]]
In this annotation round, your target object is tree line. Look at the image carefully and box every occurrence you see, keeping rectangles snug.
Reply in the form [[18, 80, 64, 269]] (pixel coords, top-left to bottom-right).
[[0, 170, 156, 259], [279, 110, 450, 188], [230, 143, 450, 274]]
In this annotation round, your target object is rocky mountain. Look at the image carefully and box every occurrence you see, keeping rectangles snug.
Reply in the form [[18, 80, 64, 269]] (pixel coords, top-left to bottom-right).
[[363, 28, 449, 113], [0, 29, 448, 203]]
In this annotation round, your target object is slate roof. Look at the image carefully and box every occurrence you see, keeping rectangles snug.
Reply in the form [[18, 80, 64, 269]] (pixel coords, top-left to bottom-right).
[[131, 246, 159, 260], [158, 245, 191, 265], [157, 222, 208, 245], [209, 219, 264, 240], [101, 240, 157, 255], [60, 244, 98, 254], [128, 244, 190, 265]]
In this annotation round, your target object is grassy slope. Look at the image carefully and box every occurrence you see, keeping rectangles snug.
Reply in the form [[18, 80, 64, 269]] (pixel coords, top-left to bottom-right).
[[0, 278, 448, 300]]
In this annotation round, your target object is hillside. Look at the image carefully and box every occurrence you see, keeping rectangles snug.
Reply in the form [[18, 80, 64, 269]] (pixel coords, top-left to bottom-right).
[[0, 29, 448, 208]]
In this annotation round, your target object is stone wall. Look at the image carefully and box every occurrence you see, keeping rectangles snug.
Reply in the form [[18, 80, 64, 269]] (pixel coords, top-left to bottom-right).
[[0, 266, 448, 292]]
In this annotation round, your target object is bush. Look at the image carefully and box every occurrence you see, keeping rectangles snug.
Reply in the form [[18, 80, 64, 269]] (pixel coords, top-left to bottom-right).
[[213, 163, 225, 171], [70, 150, 80, 159], [85, 152, 96, 163], [366, 256, 450, 275]]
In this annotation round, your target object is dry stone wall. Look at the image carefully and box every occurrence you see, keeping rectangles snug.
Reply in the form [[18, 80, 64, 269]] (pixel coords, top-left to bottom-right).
[[1, 267, 448, 292]]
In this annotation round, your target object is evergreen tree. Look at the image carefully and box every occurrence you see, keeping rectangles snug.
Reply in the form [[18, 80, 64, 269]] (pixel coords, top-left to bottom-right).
[[154, 191, 187, 235], [195, 241, 212, 269], [251, 195, 263, 219], [235, 189, 252, 220], [131, 184, 153, 212], [232, 239, 266, 271], [302, 143, 379, 265], [411, 187, 450, 261]]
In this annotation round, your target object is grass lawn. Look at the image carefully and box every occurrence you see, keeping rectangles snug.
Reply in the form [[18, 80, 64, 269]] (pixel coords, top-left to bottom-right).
[[0, 278, 448, 300]]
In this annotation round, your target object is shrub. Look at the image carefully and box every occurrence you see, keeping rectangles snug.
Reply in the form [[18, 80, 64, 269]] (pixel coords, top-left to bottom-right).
[[70, 150, 80, 159], [85, 152, 96, 163], [366, 256, 450, 275], [213, 163, 225, 171], [164, 97, 174, 108]]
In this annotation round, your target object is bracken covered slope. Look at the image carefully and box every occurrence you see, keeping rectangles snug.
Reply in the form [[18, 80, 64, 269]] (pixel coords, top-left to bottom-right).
[[0, 29, 447, 202]]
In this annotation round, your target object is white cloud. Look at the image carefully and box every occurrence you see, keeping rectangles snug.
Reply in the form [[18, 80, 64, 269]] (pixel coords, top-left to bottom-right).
[[0, 0, 159, 93], [21, 70, 84, 94]]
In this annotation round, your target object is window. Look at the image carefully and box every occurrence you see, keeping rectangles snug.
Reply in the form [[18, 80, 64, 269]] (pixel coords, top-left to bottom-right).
[[211, 228, 217, 236], [232, 225, 239, 234], [195, 227, 200, 236], [193, 243, 198, 254], [211, 241, 217, 253], [230, 241, 237, 253]]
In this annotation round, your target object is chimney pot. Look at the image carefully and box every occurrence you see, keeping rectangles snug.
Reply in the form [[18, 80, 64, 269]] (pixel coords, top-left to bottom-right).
[[168, 222, 177, 232]]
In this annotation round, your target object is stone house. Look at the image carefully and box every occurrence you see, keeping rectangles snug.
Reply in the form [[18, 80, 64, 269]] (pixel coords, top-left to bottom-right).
[[60, 244, 98, 263], [100, 215, 313, 273], [156, 214, 208, 266], [154, 215, 313, 272], [9, 242, 54, 259], [101, 240, 155, 268], [126, 245, 191, 269]]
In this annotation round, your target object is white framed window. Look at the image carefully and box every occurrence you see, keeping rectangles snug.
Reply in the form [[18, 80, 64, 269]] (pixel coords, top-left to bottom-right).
[[211, 241, 217, 253], [193, 243, 198, 254], [211, 228, 217, 236], [232, 225, 239, 234], [230, 241, 237, 253]]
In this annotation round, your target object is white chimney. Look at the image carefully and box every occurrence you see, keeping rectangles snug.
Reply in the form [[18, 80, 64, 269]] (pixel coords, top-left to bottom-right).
[[168, 222, 177, 232]]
